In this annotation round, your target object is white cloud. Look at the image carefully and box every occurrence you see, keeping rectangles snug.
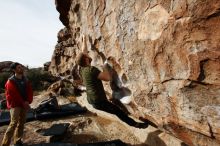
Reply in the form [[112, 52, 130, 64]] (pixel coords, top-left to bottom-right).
[[0, 0, 63, 67]]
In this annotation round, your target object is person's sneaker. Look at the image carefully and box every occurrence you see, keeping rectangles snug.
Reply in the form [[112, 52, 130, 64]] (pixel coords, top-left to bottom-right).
[[134, 122, 149, 129]]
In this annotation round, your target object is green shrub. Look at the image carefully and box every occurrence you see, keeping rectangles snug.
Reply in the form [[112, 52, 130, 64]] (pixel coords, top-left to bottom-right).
[[26, 68, 54, 91], [0, 68, 54, 92], [0, 72, 11, 93]]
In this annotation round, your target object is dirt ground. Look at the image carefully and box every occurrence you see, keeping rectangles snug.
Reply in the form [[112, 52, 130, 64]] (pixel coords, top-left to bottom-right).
[[0, 92, 184, 146], [0, 93, 150, 146], [0, 111, 149, 146]]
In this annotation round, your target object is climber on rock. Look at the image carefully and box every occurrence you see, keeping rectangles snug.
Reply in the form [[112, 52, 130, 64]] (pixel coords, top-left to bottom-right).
[[75, 35, 148, 128]]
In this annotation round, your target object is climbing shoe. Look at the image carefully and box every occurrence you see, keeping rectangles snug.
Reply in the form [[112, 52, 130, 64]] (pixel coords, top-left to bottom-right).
[[139, 117, 158, 128], [14, 141, 24, 146], [135, 122, 149, 129]]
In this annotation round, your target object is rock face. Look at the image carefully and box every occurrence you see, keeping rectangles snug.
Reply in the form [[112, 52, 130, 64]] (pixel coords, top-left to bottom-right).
[[51, 0, 220, 145], [0, 61, 13, 72]]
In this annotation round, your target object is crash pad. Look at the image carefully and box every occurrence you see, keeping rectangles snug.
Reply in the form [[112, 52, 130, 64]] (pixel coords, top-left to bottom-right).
[[37, 123, 70, 136], [35, 103, 87, 120], [0, 110, 35, 126], [30, 144, 77, 146], [29, 139, 126, 146], [0, 103, 87, 126], [78, 139, 127, 146]]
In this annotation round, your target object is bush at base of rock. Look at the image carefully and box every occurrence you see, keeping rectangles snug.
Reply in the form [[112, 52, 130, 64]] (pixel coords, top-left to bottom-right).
[[0, 72, 11, 92], [27, 68, 58, 91]]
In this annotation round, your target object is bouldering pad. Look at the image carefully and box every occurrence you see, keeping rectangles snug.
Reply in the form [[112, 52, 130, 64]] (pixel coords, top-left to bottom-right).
[[0, 110, 35, 126], [35, 103, 87, 120], [0, 103, 87, 126], [37, 123, 70, 136], [28, 139, 126, 146]]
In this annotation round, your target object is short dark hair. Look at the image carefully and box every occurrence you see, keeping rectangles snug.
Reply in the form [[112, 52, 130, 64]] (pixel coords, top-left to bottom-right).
[[76, 53, 87, 67], [10, 62, 21, 70]]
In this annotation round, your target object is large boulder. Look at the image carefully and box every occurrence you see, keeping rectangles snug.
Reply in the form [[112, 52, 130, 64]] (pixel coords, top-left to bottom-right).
[[0, 61, 13, 72], [51, 0, 220, 145]]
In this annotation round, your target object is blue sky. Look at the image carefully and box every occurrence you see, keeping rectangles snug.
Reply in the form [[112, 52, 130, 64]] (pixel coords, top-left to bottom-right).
[[0, 0, 63, 67]]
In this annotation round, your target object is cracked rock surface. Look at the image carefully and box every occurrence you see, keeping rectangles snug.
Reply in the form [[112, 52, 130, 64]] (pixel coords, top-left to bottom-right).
[[49, 0, 220, 145]]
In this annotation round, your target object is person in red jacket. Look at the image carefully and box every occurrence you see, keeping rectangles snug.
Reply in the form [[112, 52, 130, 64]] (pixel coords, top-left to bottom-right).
[[1, 62, 33, 146]]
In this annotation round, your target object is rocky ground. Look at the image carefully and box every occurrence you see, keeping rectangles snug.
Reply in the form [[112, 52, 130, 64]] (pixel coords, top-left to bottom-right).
[[0, 92, 184, 146]]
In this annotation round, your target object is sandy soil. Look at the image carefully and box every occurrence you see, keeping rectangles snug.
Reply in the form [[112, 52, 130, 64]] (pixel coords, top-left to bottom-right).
[[0, 92, 150, 146], [0, 92, 184, 146]]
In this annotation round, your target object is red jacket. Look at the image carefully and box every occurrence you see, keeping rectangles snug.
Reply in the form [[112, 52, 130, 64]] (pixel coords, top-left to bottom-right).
[[5, 78, 33, 109]]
